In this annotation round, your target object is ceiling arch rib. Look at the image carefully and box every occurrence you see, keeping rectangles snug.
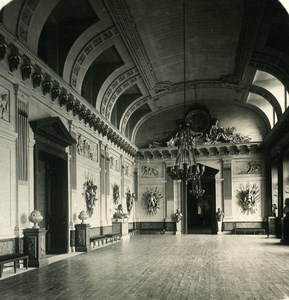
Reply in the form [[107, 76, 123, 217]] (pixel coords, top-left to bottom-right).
[[99, 67, 139, 115], [248, 84, 282, 125], [103, 75, 148, 122], [120, 95, 151, 135], [69, 27, 120, 93], [111, 84, 143, 128], [252, 69, 286, 113], [63, 13, 114, 82], [251, 52, 289, 93], [17, 0, 59, 53], [82, 45, 125, 108], [247, 91, 275, 129]]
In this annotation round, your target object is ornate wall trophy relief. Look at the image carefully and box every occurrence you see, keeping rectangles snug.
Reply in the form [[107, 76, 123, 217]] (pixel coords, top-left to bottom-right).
[[142, 187, 163, 215], [126, 189, 135, 214], [82, 179, 98, 217], [236, 183, 260, 214], [113, 183, 120, 206]]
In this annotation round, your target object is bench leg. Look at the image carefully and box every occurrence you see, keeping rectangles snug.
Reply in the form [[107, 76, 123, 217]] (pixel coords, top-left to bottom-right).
[[0, 265, 3, 278], [14, 261, 17, 273]]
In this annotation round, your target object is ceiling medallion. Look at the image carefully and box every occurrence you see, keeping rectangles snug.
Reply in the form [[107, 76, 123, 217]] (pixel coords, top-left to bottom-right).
[[185, 104, 211, 134]]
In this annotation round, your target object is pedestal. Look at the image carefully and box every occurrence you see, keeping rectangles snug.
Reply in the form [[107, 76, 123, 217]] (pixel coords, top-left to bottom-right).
[[24, 228, 48, 267], [175, 222, 181, 235], [268, 216, 276, 237], [75, 224, 92, 252], [112, 218, 129, 240]]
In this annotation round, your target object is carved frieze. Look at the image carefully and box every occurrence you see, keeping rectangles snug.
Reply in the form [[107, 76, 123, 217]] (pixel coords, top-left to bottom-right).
[[77, 134, 98, 162], [141, 165, 161, 178], [109, 155, 120, 172], [0, 92, 9, 122], [235, 161, 262, 175], [123, 163, 131, 176]]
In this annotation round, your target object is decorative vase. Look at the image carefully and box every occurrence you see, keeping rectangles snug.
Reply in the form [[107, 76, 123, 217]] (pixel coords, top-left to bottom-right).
[[28, 210, 43, 228], [78, 210, 88, 224]]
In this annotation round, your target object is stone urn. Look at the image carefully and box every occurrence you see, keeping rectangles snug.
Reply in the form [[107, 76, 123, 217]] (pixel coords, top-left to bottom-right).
[[78, 210, 89, 224], [28, 210, 43, 228]]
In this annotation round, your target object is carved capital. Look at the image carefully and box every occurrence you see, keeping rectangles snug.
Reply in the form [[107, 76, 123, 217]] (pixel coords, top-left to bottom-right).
[[78, 104, 87, 121], [32, 72, 43, 88], [66, 95, 75, 112], [72, 99, 81, 116], [0, 42, 7, 61], [8, 53, 21, 72], [21, 63, 32, 81], [59, 92, 69, 107], [42, 79, 53, 96], [51, 84, 61, 101], [84, 109, 92, 125]]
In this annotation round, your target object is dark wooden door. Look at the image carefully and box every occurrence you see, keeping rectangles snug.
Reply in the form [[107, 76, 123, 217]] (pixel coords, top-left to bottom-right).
[[187, 165, 218, 234], [38, 151, 68, 254]]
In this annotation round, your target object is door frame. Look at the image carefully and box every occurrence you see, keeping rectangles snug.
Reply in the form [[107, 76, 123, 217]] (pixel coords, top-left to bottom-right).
[[30, 117, 76, 254]]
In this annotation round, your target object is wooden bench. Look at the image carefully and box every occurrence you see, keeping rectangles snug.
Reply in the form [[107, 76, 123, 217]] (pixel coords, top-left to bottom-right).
[[105, 233, 122, 243], [233, 228, 266, 235], [0, 253, 29, 278], [90, 236, 108, 248], [139, 222, 166, 234], [129, 229, 140, 236]]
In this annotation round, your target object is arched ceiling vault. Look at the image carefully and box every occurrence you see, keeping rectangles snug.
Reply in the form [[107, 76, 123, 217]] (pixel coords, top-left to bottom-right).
[[2, 0, 289, 148]]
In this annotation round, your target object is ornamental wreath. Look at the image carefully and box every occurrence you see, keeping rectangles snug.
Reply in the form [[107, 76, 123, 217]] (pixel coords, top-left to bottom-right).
[[236, 183, 260, 214], [113, 183, 120, 205], [142, 187, 163, 215], [82, 179, 97, 217]]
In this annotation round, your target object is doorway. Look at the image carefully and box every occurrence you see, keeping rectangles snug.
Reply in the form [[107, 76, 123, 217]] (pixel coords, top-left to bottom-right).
[[187, 165, 219, 234], [30, 117, 76, 254], [36, 150, 68, 254]]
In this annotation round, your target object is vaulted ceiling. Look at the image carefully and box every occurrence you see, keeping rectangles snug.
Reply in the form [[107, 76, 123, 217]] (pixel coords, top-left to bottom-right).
[[2, 0, 289, 148]]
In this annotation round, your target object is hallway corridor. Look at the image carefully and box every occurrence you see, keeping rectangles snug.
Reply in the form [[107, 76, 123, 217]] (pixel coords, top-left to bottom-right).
[[1, 234, 289, 300]]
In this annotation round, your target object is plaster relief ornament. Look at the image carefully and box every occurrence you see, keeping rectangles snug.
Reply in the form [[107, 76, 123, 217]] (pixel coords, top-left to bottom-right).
[[126, 189, 135, 214], [236, 183, 260, 214], [83, 179, 98, 217], [143, 187, 163, 215], [0, 93, 9, 121], [113, 183, 120, 205]]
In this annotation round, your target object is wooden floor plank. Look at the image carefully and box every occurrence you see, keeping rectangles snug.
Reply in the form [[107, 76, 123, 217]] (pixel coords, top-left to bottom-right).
[[1, 235, 289, 300]]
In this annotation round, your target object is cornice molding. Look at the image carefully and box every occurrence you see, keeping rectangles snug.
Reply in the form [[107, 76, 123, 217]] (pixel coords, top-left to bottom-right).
[[136, 143, 261, 161], [0, 25, 137, 157]]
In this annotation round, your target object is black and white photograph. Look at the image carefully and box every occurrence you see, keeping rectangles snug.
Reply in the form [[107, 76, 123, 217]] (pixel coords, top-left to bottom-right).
[[1, 0, 289, 299]]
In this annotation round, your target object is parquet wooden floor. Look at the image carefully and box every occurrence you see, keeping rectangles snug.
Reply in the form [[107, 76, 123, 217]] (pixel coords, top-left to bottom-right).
[[1, 234, 289, 300]]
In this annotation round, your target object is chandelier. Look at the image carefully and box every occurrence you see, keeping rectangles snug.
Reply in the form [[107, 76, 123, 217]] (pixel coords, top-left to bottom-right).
[[167, 0, 205, 198], [167, 120, 205, 197]]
